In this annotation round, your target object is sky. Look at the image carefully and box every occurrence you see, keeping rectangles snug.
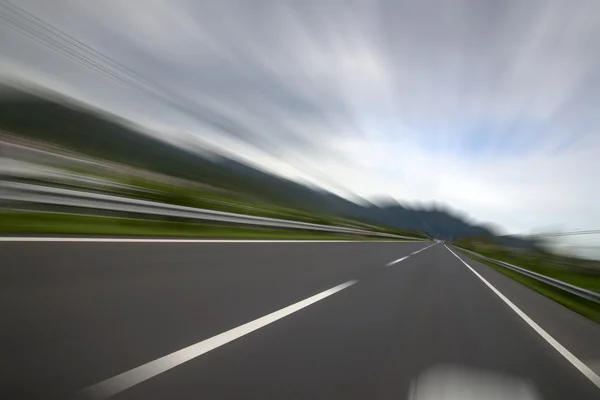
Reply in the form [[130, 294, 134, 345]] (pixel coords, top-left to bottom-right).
[[1, 0, 600, 238]]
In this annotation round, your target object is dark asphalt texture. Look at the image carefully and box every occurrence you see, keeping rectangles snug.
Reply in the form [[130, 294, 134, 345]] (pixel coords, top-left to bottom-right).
[[1, 240, 599, 399]]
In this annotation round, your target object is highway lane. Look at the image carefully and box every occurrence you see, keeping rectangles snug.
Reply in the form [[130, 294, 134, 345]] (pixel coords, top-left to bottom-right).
[[450, 247, 600, 374], [1, 239, 427, 399], [1, 239, 599, 399], [102, 243, 599, 400]]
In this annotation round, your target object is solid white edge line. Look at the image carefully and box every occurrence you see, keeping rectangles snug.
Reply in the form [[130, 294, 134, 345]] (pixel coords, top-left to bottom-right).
[[0, 237, 426, 243], [444, 245, 600, 390], [79, 280, 358, 399]]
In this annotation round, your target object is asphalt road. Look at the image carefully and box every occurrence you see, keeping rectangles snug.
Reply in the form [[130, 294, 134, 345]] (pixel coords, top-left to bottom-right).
[[1, 239, 599, 399]]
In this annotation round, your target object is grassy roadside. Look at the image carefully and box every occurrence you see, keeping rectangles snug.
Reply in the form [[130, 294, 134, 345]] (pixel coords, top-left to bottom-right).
[[455, 249, 600, 323], [0, 210, 410, 240], [126, 182, 430, 239], [454, 242, 600, 292], [7, 174, 428, 239]]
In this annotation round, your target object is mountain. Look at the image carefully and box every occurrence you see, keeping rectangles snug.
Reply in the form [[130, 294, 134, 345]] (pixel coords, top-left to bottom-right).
[[0, 83, 250, 191], [355, 203, 495, 240], [0, 82, 534, 244]]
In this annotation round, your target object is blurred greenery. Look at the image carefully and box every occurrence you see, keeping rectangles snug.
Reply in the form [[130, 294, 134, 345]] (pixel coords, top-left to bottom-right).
[[114, 176, 429, 238], [454, 237, 600, 291], [0, 85, 466, 240], [0, 210, 403, 240], [458, 249, 600, 323]]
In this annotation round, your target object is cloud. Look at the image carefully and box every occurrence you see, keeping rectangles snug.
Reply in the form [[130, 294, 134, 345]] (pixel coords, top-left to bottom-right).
[[2, 0, 600, 234]]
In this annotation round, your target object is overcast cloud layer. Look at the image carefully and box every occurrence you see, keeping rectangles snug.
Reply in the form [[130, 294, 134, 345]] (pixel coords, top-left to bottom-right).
[[1, 0, 600, 236]]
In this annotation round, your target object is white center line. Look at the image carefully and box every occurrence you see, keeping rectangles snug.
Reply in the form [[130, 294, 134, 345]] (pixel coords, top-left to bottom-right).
[[413, 242, 437, 254], [589, 360, 600, 376], [79, 280, 357, 399], [444, 245, 600, 390], [386, 255, 410, 266], [386, 242, 437, 266]]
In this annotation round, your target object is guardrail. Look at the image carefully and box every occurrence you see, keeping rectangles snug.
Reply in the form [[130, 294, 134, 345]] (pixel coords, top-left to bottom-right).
[[0, 181, 427, 240], [454, 246, 600, 304]]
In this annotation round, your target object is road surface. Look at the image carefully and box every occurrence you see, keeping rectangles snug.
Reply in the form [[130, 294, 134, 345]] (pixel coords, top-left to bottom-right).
[[1, 239, 599, 399]]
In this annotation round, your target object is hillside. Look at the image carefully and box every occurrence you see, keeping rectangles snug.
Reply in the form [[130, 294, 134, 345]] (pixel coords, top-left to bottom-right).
[[0, 83, 532, 242]]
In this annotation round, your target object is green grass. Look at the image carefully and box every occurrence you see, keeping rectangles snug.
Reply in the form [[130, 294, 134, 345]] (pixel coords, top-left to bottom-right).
[[0, 210, 403, 240], [7, 169, 427, 240], [116, 177, 428, 239], [117, 177, 335, 224], [455, 242, 600, 292], [457, 250, 600, 323]]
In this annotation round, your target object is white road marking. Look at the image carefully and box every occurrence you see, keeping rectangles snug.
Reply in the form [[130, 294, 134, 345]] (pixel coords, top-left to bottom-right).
[[386, 242, 437, 266], [387, 256, 410, 266], [411, 242, 438, 255], [589, 361, 600, 376], [445, 245, 600, 390], [79, 280, 358, 399], [0, 237, 425, 243]]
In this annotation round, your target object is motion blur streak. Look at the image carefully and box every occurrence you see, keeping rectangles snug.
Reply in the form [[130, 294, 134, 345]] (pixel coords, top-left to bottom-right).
[[1, 1, 600, 399], [1, 0, 600, 239], [409, 365, 541, 400]]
